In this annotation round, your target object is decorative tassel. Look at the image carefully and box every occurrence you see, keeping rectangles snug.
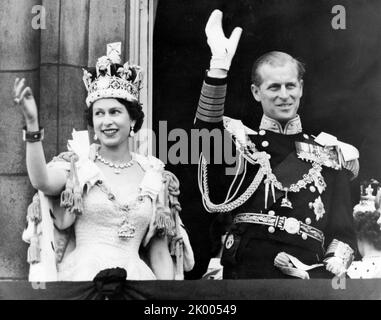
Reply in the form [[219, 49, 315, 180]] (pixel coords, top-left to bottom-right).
[[70, 156, 83, 216], [60, 156, 75, 208], [71, 187, 83, 216], [155, 206, 174, 237], [264, 179, 269, 209], [27, 225, 41, 264], [271, 182, 276, 203], [60, 182, 74, 208], [26, 194, 41, 223]]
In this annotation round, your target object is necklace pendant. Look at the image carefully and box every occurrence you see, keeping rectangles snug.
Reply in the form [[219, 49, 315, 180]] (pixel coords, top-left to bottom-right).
[[118, 219, 135, 239], [114, 168, 121, 174]]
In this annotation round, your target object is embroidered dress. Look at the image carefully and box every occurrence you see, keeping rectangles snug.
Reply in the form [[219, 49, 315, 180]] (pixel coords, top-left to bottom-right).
[[58, 182, 156, 281], [53, 144, 163, 281], [22, 136, 195, 281]]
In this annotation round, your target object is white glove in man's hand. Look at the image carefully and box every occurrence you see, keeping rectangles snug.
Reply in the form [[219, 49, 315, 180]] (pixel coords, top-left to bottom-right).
[[205, 9, 243, 71], [325, 256, 347, 278]]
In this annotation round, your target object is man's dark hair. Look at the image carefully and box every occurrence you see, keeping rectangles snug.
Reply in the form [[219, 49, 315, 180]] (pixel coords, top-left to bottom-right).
[[251, 51, 306, 86]]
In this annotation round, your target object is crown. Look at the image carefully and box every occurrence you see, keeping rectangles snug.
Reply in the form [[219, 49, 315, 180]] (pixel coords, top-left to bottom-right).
[[82, 42, 143, 107], [353, 179, 381, 214]]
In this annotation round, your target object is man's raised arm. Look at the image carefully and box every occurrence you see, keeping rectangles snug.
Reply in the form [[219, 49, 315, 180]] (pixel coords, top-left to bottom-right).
[[194, 10, 242, 128]]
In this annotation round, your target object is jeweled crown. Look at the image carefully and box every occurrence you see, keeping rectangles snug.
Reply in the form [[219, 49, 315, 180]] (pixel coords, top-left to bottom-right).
[[353, 180, 381, 214], [82, 42, 143, 107]]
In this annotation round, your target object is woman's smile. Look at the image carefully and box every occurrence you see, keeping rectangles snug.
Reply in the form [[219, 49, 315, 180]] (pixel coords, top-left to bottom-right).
[[102, 128, 119, 137]]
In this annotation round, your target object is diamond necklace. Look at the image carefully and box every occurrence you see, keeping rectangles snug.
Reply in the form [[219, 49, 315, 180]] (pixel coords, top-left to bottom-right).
[[95, 151, 134, 174]]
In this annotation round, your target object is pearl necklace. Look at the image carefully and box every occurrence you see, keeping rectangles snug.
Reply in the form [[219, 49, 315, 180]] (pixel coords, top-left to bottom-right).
[[95, 151, 134, 174]]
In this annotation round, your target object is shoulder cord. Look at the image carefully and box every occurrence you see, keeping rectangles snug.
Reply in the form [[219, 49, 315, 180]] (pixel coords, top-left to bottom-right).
[[224, 155, 247, 203], [198, 152, 266, 213], [198, 134, 326, 213]]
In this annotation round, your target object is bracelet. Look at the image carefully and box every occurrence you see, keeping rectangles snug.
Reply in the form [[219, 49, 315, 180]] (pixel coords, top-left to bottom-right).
[[22, 126, 44, 142]]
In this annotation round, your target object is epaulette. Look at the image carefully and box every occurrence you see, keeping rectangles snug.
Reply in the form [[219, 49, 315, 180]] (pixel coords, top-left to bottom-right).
[[223, 116, 257, 148]]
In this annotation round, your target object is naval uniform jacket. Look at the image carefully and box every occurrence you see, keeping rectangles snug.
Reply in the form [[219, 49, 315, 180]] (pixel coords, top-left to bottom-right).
[[195, 75, 357, 279]]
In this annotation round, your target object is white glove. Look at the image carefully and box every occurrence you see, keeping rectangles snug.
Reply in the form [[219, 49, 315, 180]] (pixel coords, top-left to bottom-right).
[[274, 252, 294, 268], [325, 256, 347, 277], [205, 9, 243, 71]]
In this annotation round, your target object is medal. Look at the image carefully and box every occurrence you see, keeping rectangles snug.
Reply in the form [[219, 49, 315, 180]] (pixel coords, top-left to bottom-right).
[[118, 205, 136, 239], [308, 196, 325, 221], [281, 189, 293, 209], [225, 234, 235, 249], [118, 218, 136, 239]]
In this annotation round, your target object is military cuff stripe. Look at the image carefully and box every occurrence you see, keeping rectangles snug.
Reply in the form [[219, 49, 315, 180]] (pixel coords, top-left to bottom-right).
[[200, 94, 226, 105], [198, 100, 224, 112], [196, 112, 223, 123], [198, 102, 224, 113], [197, 107, 224, 117], [202, 82, 227, 96]]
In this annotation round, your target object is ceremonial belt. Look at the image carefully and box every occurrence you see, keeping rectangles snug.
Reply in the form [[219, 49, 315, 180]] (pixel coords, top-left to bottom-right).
[[233, 213, 325, 244]]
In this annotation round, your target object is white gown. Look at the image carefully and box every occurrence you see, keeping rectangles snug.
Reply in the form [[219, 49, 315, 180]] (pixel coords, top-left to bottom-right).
[[57, 182, 156, 281], [23, 137, 194, 282]]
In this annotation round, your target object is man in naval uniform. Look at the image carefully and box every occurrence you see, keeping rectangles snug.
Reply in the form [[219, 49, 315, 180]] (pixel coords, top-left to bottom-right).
[[196, 10, 359, 279]]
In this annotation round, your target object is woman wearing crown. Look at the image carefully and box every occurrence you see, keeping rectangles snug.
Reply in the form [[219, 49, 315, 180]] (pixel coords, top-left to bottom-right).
[[14, 43, 194, 281], [347, 183, 381, 278]]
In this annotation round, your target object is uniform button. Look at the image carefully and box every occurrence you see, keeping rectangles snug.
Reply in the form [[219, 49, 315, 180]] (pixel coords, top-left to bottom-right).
[[309, 186, 316, 193], [303, 134, 309, 139], [268, 210, 275, 216], [225, 234, 235, 249], [259, 130, 266, 136], [305, 218, 312, 225], [261, 141, 269, 148], [268, 226, 275, 233], [301, 233, 308, 240]]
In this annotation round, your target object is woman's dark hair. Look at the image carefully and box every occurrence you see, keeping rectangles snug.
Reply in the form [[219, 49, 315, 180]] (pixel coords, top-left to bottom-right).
[[84, 62, 144, 133], [86, 98, 144, 133], [354, 210, 381, 250]]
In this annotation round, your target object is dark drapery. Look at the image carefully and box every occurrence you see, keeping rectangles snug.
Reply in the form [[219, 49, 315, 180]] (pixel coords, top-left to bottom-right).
[[1, 279, 381, 300]]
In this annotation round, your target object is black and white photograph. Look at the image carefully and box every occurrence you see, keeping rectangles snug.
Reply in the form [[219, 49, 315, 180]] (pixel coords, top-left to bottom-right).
[[1, 0, 381, 303]]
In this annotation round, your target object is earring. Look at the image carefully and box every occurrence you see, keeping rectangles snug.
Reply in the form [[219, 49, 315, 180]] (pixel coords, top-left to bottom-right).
[[94, 133, 98, 140], [130, 126, 135, 137]]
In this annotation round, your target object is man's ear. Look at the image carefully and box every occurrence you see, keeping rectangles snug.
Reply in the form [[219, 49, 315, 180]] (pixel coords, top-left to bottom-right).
[[299, 79, 304, 98], [251, 84, 261, 102]]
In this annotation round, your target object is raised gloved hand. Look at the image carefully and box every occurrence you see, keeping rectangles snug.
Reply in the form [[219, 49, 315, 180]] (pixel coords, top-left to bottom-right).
[[205, 9, 243, 71], [325, 256, 347, 277]]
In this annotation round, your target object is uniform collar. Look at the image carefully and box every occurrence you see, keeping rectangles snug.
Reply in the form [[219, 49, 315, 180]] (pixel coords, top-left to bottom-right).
[[259, 114, 302, 135]]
